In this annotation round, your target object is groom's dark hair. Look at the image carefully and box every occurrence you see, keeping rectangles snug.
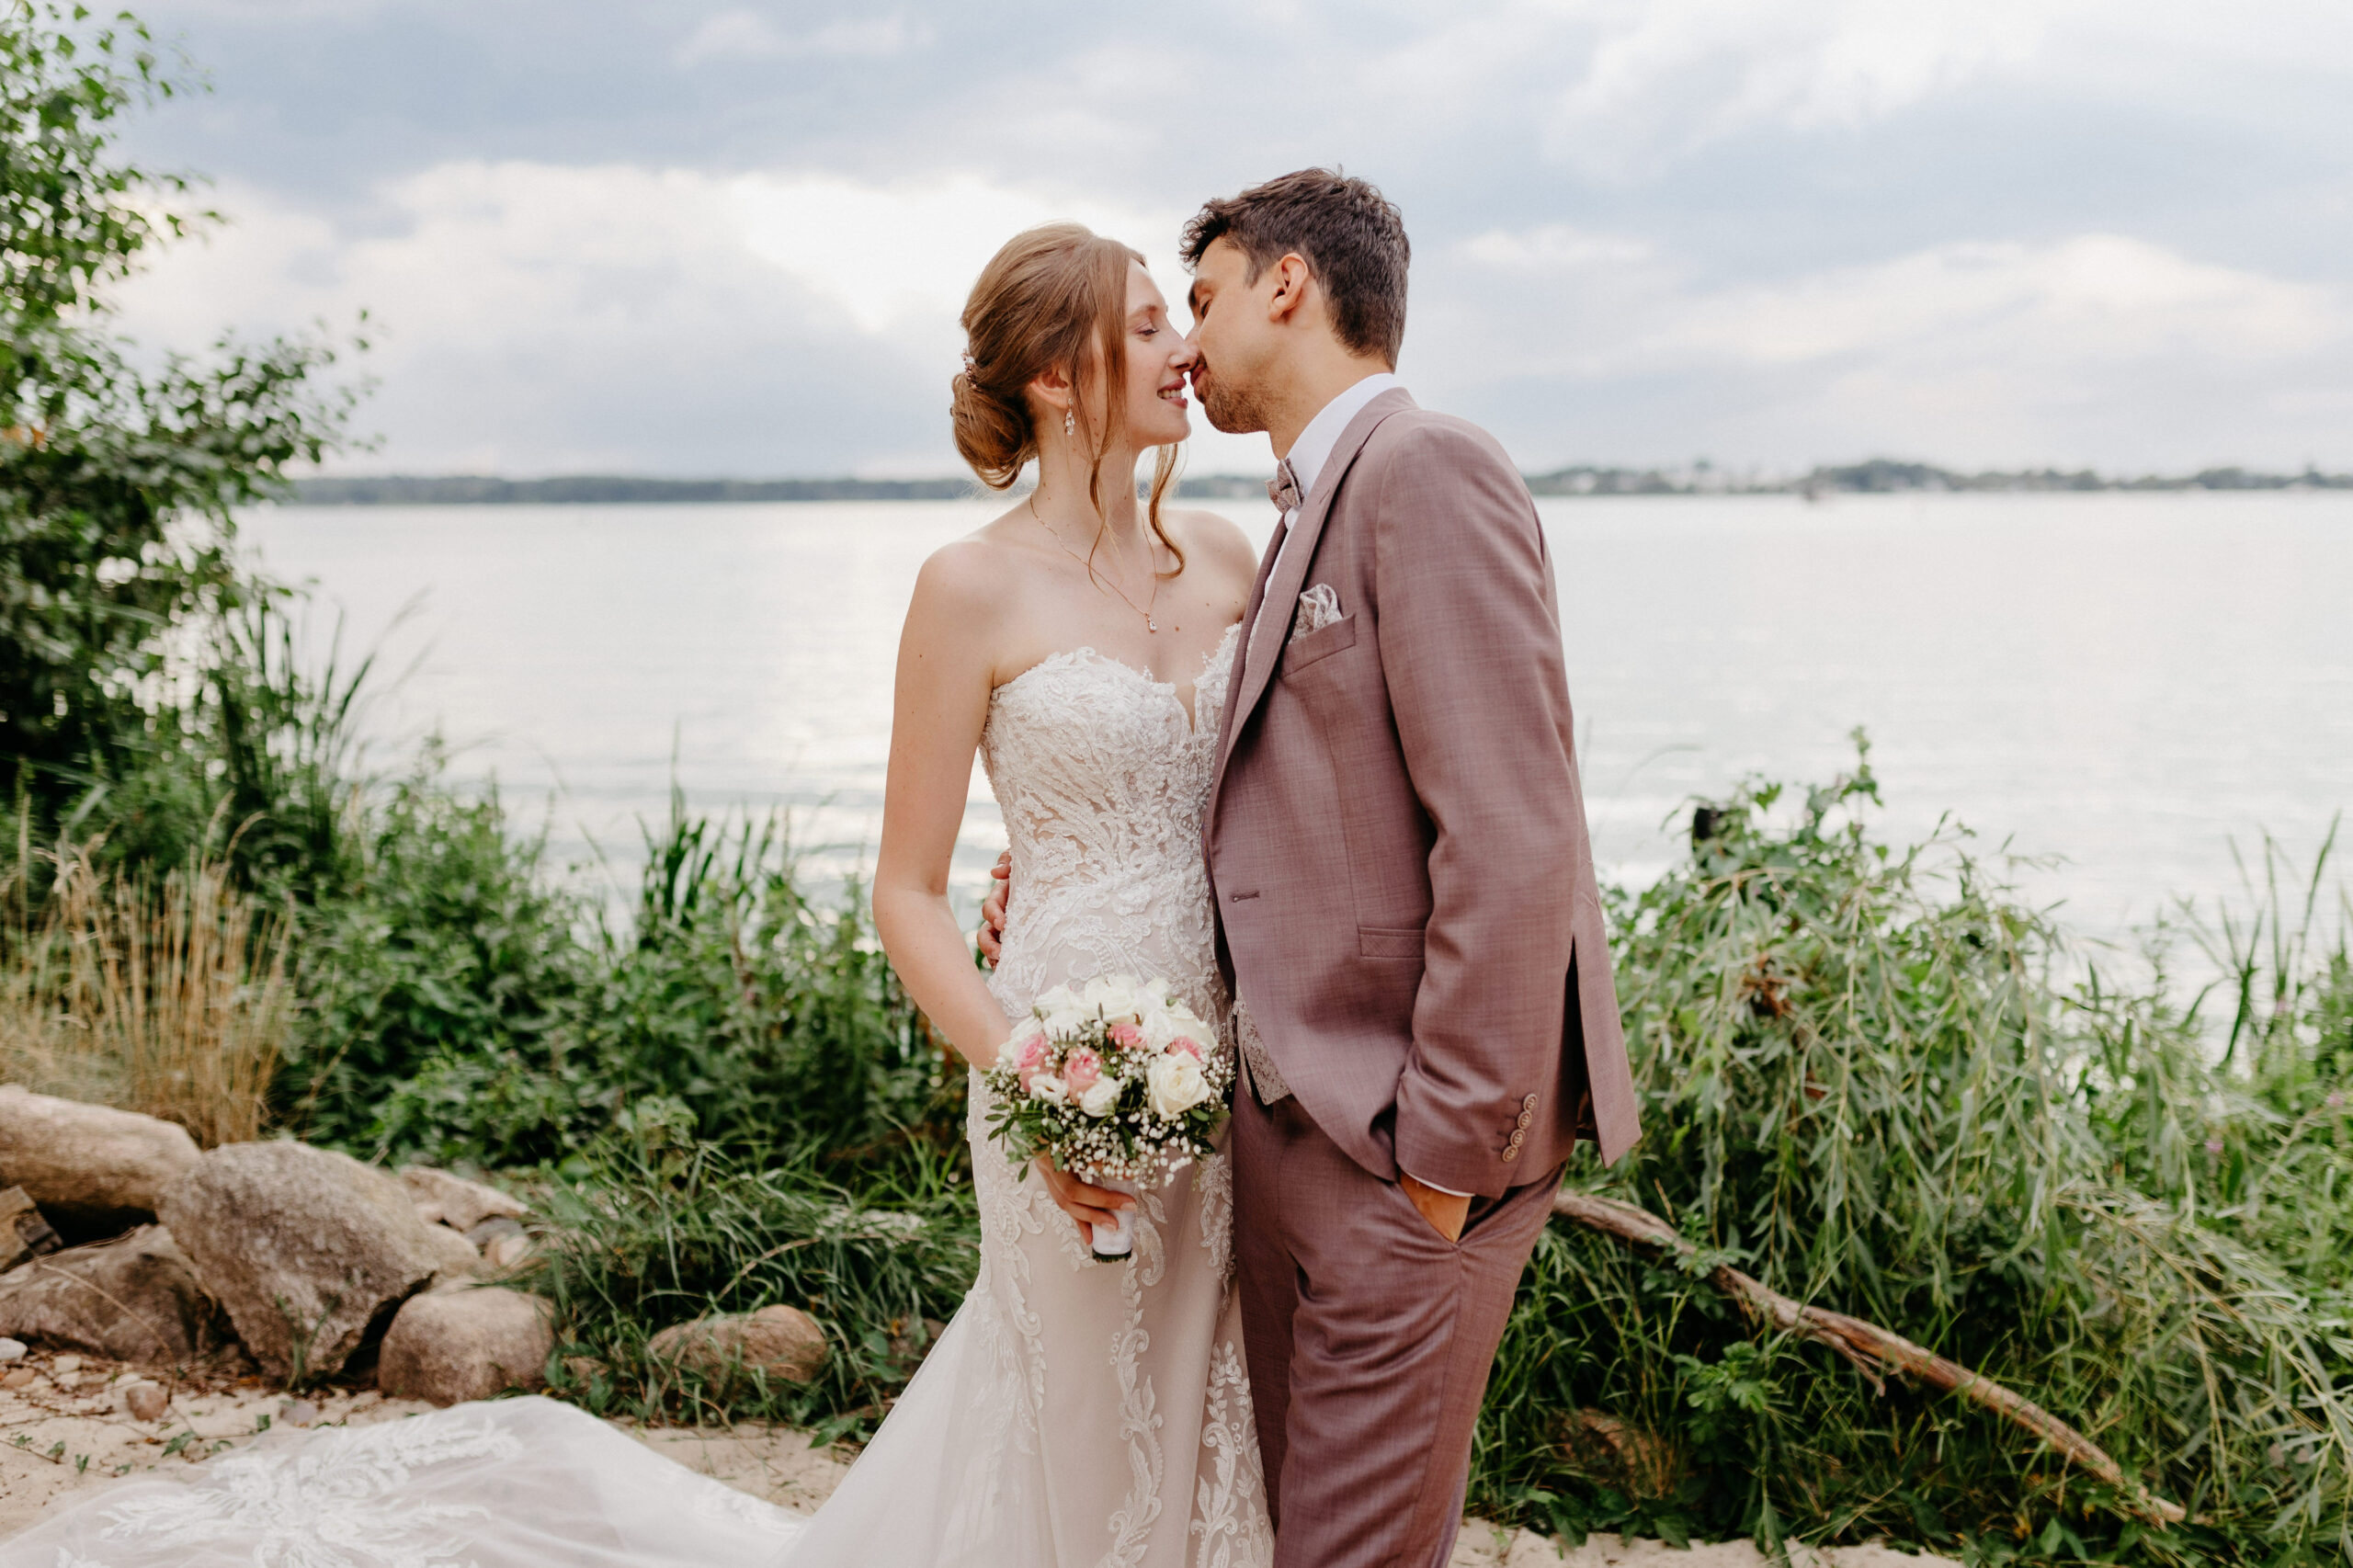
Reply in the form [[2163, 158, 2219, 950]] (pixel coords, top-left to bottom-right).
[[1179, 169, 1409, 366]]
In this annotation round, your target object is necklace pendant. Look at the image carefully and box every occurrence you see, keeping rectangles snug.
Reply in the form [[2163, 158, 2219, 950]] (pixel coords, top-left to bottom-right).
[[1145, 616, 1158, 632]]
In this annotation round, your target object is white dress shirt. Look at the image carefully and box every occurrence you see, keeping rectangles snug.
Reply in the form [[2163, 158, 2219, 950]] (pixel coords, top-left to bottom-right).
[[1264, 371, 1404, 581]]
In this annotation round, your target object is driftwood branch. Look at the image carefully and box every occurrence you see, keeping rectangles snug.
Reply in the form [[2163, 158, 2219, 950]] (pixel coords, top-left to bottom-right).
[[1550, 1189, 2186, 1528]]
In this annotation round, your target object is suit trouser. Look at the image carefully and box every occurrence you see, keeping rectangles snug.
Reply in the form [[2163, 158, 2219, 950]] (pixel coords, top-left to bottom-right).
[[1233, 1087, 1562, 1568]]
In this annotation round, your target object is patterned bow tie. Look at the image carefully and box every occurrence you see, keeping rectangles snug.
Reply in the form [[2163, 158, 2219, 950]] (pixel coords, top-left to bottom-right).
[[1267, 460, 1302, 514]]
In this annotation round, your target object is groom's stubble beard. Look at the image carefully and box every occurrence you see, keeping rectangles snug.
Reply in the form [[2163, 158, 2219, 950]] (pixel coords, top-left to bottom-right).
[[1195, 364, 1272, 437]]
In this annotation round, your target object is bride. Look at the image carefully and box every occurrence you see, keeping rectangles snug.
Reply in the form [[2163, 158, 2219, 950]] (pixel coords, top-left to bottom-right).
[[0, 222, 1273, 1568]]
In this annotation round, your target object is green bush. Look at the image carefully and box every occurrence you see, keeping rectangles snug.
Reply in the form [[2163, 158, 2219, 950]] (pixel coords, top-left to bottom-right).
[[283, 749, 587, 1153], [1468, 744, 2353, 1566], [521, 1108, 977, 1441], [294, 787, 954, 1179]]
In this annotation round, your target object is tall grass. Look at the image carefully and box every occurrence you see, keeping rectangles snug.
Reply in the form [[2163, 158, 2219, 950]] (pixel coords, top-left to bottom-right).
[[523, 1108, 977, 1442], [328, 791, 950, 1177], [1468, 744, 2353, 1565], [0, 836, 290, 1146]]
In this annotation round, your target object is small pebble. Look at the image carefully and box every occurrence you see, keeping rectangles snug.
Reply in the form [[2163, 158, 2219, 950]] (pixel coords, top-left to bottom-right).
[[119, 1381, 169, 1421], [282, 1398, 320, 1427], [484, 1232, 536, 1269], [1, 1368, 36, 1390], [51, 1355, 82, 1374], [465, 1215, 526, 1248], [0, 1337, 25, 1362]]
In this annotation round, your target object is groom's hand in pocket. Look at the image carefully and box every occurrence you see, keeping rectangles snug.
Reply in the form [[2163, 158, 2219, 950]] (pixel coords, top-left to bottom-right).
[[976, 851, 1012, 966], [1400, 1172, 1471, 1243]]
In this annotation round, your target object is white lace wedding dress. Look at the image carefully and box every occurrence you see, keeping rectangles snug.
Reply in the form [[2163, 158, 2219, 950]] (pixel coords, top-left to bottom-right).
[[0, 623, 1270, 1568]]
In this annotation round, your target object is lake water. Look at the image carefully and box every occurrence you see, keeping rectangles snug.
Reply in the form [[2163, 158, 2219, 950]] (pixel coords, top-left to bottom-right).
[[240, 494, 2353, 961]]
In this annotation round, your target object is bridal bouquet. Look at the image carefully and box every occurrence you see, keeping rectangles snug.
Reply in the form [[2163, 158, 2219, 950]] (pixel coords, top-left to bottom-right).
[[982, 976, 1233, 1258]]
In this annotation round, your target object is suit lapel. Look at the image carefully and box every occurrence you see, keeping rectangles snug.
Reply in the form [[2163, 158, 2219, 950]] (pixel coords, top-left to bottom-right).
[[1208, 388, 1415, 822]]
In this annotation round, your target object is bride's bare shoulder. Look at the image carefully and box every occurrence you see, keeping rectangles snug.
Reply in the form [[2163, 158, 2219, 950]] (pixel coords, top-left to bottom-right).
[[908, 522, 1032, 625], [1164, 507, 1259, 586]]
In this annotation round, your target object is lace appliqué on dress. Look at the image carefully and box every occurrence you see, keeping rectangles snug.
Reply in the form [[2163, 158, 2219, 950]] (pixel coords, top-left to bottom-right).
[[95, 1413, 525, 1565], [1191, 1342, 1274, 1568]]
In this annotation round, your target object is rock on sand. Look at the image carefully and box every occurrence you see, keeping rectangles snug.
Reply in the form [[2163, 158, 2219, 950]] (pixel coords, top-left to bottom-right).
[[159, 1142, 444, 1381]]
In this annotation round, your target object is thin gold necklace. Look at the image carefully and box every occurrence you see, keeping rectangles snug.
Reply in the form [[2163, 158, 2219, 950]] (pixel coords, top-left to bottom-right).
[[1028, 491, 1162, 633]]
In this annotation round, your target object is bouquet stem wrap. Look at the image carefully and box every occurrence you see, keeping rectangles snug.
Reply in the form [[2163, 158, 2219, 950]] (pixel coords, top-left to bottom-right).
[[1088, 1176, 1141, 1258]]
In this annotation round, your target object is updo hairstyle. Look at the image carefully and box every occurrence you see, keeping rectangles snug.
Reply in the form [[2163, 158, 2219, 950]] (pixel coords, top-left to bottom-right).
[[951, 222, 1182, 572]]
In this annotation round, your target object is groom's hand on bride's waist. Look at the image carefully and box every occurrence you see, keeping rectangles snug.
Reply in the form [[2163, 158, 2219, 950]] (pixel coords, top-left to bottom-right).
[[976, 850, 1012, 966], [1399, 1172, 1471, 1243]]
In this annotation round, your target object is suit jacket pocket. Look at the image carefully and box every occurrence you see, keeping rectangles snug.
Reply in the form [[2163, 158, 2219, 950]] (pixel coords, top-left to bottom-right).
[[1358, 924, 1425, 961], [1280, 615, 1357, 675]]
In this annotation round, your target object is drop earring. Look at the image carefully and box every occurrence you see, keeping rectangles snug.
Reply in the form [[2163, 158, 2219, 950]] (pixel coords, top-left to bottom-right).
[[1063, 411, 1075, 437]]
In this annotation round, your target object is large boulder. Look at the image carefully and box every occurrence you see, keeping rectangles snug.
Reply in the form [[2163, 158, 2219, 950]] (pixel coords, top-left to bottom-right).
[[0, 1086, 199, 1238], [159, 1142, 443, 1381], [647, 1304, 827, 1389], [0, 1225, 229, 1363], [399, 1166, 527, 1233], [376, 1286, 552, 1406]]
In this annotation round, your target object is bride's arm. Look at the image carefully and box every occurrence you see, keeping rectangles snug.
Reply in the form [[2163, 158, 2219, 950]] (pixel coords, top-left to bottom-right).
[[874, 545, 1017, 1069], [874, 546, 1134, 1238]]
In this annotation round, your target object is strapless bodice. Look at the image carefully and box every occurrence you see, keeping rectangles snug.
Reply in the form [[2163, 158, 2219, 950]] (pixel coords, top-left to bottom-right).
[[979, 621, 1242, 1026]]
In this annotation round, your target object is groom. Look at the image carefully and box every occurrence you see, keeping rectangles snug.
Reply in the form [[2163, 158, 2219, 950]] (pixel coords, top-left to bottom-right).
[[990, 169, 1639, 1568]]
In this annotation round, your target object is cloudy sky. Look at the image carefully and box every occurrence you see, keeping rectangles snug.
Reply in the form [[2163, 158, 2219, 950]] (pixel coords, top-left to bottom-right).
[[108, 0, 2353, 479]]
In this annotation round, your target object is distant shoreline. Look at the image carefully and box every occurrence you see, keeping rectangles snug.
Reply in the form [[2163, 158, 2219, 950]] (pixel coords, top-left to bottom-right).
[[289, 460, 2353, 506]]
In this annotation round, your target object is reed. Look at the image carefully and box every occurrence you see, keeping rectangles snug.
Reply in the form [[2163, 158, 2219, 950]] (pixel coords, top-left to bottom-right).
[[0, 837, 290, 1146], [522, 1108, 978, 1440]]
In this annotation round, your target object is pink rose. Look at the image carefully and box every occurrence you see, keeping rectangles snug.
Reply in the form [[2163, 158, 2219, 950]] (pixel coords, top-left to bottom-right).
[[1014, 1033, 1051, 1088], [1166, 1037, 1204, 1061], [1107, 1023, 1144, 1052], [1064, 1049, 1103, 1094]]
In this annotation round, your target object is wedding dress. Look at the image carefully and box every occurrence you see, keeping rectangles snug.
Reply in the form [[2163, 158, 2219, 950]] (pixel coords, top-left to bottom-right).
[[0, 622, 1270, 1568]]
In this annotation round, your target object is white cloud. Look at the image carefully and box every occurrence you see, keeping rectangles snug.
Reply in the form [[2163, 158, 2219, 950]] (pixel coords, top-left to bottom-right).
[[1438, 222, 2349, 468], [728, 174, 1183, 334], [107, 162, 1260, 475], [1655, 236, 2341, 367], [673, 10, 932, 68], [1459, 223, 1653, 273], [1539, 0, 2052, 176]]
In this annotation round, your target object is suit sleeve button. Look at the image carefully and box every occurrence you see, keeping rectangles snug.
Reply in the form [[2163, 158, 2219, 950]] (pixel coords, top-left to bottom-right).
[[1501, 1147, 1520, 1164], [1516, 1111, 1533, 1129], [1507, 1129, 1526, 1147], [1522, 1094, 1538, 1110]]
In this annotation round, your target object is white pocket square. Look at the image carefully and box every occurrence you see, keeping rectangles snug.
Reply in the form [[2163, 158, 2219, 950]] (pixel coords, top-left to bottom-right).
[[1290, 584, 1342, 643]]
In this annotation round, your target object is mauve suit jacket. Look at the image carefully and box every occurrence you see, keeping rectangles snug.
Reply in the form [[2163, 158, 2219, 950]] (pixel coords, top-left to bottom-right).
[[1204, 387, 1641, 1198]]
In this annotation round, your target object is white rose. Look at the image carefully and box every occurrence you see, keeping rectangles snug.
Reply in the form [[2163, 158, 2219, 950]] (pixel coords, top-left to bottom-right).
[[1078, 1076, 1123, 1118], [1029, 1074, 1069, 1106], [1082, 975, 1144, 1023], [1039, 994, 1090, 1038], [1146, 1053, 1211, 1118], [1135, 1004, 1179, 1051]]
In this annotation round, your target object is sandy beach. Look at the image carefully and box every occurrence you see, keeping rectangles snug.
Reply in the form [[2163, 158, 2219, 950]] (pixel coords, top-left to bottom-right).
[[0, 1343, 1956, 1567]]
